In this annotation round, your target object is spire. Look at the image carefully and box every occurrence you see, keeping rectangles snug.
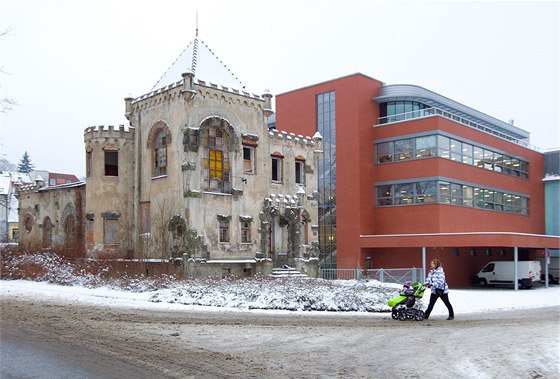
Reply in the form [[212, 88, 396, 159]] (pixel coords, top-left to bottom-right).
[[196, 11, 199, 37], [150, 36, 246, 93]]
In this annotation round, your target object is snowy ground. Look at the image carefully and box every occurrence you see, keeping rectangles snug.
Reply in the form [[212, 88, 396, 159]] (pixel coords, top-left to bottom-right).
[[1, 278, 559, 317], [2, 251, 560, 378]]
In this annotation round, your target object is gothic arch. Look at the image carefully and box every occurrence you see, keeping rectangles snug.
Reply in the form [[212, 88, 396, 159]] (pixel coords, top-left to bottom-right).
[[42, 216, 53, 248], [199, 116, 240, 152], [147, 120, 172, 148]]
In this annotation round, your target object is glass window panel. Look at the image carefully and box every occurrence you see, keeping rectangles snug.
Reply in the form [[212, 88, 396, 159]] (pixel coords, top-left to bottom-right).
[[394, 183, 414, 204], [437, 135, 450, 158], [450, 139, 461, 161], [450, 183, 462, 205], [395, 102, 405, 114], [462, 143, 473, 165], [377, 142, 393, 163], [473, 146, 484, 168], [484, 189, 495, 209], [439, 182, 451, 203], [415, 135, 436, 158], [494, 192, 504, 210], [511, 158, 521, 177], [377, 185, 393, 206], [493, 153, 503, 172], [483, 150, 494, 170], [462, 185, 474, 207], [394, 139, 413, 161], [404, 102, 413, 114], [416, 181, 436, 203], [474, 187, 484, 208]]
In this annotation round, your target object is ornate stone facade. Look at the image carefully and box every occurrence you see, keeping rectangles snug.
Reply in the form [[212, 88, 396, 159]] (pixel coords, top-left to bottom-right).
[[17, 37, 321, 278]]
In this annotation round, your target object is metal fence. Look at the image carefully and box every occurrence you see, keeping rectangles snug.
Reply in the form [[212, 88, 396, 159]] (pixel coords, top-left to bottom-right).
[[320, 268, 423, 284]]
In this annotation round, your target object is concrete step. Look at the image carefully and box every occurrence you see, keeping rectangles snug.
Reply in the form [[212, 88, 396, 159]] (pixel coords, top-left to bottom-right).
[[270, 266, 309, 278]]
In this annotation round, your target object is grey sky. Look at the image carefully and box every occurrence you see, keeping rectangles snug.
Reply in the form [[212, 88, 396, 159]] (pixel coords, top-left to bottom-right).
[[1, 0, 558, 178]]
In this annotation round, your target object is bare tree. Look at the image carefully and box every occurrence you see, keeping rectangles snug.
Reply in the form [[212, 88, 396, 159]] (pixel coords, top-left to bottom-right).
[[1, 28, 16, 113], [151, 198, 178, 260]]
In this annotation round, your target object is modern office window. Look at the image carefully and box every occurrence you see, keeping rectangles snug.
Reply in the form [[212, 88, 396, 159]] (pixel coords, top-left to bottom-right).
[[437, 135, 450, 159], [450, 139, 462, 162], [462, 143, 473, 165], [415, 181, 437, 203], [377, 142, 393, 163], [104, 150, 118, 176], [377, 185, 393, 206], [415, 135, 436, 158], [317, 90, 336, 269], [376, 133, 529, 179], [377, 180, 528, 215], [394, 138, 413, 161]]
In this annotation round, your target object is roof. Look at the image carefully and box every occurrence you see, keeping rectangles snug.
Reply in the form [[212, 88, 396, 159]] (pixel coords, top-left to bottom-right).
[[374, 84, 530, 142], [150, 37, 246, 93]]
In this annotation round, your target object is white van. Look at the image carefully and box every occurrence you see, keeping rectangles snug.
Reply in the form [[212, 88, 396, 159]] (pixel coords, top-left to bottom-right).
[[474, 261, 542, 288], [538, 257, 560, 284]]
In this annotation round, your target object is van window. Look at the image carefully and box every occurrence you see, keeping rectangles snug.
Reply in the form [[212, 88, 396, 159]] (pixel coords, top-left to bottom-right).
[[482, 263, 495, 273]]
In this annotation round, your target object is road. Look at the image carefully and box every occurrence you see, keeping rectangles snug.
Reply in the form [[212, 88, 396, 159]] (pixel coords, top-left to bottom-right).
[[1, 296, 558, 378]]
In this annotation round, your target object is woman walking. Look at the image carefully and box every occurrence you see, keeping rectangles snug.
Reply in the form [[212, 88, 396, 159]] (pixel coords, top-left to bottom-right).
[[424, 259, 455, 320]]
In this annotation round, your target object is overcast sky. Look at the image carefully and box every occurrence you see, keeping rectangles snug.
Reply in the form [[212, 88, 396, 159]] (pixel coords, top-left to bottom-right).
[[1, 0, 558, 178]]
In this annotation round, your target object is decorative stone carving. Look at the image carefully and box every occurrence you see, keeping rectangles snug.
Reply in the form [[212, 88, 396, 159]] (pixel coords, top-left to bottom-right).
[[183, 127, 200, 152]]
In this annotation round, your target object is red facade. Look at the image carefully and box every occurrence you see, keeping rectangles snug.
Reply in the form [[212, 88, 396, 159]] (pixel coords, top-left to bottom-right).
[[276, 73, 558, 286]]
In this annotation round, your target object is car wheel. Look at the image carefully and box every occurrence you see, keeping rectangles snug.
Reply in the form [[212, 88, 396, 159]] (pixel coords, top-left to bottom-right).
[[478, 278, 487, 287]]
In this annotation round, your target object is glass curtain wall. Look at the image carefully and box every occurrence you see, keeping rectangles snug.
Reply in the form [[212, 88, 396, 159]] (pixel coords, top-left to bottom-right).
[[317, 91, 336, 269]]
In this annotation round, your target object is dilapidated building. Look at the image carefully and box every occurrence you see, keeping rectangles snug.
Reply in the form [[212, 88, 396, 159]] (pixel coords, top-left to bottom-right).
[[17, 36, 321, 278]]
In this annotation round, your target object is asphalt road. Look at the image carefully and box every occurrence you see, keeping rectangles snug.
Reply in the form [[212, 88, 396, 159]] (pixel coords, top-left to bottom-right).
[[1, 296, 559, 379]]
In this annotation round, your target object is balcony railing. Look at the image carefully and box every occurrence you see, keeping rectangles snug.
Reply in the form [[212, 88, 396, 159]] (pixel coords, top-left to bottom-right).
[[376, 107, 541, 152]]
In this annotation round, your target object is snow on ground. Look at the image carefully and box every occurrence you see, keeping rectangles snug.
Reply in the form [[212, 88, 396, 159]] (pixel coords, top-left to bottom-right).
[[2, 279, 559, 317]]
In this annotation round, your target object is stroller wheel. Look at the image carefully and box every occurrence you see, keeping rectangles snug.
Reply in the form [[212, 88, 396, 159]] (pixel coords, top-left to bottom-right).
[[398, 311, 407, 321], [415, 310, 425, 321], [391, 309, 399, 320]]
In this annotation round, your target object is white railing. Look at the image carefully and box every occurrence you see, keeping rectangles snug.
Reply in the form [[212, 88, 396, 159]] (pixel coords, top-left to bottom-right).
[[320, 268, 423, 283], [376, 107, 542, 152]]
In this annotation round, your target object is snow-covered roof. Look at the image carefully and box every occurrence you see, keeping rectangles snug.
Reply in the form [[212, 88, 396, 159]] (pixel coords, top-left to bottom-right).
[[151, 37, 246, 94]]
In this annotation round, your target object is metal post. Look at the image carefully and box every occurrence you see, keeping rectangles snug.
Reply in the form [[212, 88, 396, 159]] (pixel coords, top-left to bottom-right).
[[545, 248, 550, 289], [422, 247, 427, 282], [380, 268, 384, 283], [514, 246, 519, 291]]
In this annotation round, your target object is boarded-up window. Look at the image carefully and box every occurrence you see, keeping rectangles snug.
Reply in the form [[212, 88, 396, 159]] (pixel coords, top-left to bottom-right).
[[42, 217, 53, 248], [104, 219, 119, 244], [64, 215, 77, 248], [140, 202, 151, 234], [86, 219, 94, 245]]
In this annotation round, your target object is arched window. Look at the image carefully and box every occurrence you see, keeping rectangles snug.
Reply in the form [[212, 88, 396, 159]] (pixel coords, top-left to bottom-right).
[[147, 121, 171, 177], [42, 217, 53, 248], [154, 129, 168, 176], [64, 214, 77, 249], [202, 124, 231, 193]]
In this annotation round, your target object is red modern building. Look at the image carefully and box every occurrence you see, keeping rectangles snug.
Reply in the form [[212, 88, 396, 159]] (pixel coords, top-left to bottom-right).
[[276, 73, 559, 287]]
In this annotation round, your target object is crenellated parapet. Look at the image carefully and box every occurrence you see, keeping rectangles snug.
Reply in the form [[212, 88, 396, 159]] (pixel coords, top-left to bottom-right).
[[83, 124, 135, 143], [268, 129, 322, 149], [128, 78, 267, 114]]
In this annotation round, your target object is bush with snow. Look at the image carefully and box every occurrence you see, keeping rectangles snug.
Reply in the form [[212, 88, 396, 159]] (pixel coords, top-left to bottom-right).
[[1, 250, 401, 312]]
